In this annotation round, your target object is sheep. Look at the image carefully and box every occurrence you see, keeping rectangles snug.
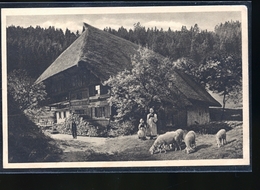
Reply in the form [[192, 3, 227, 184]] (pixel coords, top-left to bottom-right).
[[175, 129, 185, 145], [165, 129, 184, 151], [183, 131, 196, 154], [149, 132, 179, 154], [216, 129, 227, 148]]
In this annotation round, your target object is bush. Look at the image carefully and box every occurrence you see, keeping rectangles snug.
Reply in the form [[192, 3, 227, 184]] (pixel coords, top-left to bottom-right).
[[209, 108, 242, 121], [108, 120, 136, 137], [54, 114, 107, 137], [187, 121, 242, 135]]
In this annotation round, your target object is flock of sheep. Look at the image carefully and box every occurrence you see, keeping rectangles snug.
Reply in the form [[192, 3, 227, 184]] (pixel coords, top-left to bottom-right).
[[148, 128, 227, 155]]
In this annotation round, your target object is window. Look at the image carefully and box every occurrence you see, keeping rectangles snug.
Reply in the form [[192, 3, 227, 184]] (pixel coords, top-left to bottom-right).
[[64, 111, 66, 118], [95, 85, 100, 95], [92, 107, 106, 118], [58, 112, 61, 119]]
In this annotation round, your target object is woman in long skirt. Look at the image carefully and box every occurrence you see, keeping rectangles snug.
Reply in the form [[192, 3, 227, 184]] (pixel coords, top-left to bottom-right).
[[146, 108, 158, 139]]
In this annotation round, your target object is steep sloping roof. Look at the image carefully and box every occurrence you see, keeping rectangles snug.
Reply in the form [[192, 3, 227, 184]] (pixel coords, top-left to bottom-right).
[[35, 23, 220, 107], [172, 70, 221, 107], [35, 23, 140, 84]]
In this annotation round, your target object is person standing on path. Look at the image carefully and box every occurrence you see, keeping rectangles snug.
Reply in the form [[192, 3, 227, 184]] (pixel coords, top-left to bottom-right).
[[146, 108, 158, 139], [71, 113, 77, 139]]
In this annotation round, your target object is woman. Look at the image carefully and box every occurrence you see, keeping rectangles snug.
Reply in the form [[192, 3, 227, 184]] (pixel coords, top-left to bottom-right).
[[146, 108, 158, 139]]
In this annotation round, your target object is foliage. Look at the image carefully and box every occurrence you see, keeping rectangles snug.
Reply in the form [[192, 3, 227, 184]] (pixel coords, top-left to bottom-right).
[[198, 21, 242, 114], [104, 21, 242, 109], [188, 121, 242, 135], [173, 57, 206, 86], [7, 25, 78, 78], [8, 94, 62, 163], [104, 23, 216, 63], [200, 54, 242, 106], [54, 114, 107, 137], [108, 120, 136, 136], [209, 108, 242, 121], [104, 47, 186, 123], [214, 20, 241, 55], [8, 69, 47, 112]]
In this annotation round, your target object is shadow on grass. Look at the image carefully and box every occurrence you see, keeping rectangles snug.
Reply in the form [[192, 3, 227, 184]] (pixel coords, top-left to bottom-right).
[[195, 144, 212, 151], [225, 139, 237, 145]]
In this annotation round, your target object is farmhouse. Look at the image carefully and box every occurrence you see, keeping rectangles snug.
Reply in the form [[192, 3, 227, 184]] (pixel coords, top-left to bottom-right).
[[35, 23, 221, 127]]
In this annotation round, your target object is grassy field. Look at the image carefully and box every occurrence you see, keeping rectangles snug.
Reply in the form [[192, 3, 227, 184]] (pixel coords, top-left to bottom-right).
[[57, 121, 243, 162]]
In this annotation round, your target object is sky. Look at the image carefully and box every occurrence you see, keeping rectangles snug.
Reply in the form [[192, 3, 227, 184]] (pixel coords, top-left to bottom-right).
[[4, 6, 243, 33]]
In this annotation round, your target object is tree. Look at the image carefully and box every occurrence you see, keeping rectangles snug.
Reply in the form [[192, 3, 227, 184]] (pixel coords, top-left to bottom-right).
[[8, 69, 47, 112], [133, 22, 147, 46], [200, 54, 242, 119], [104, 48, 186, 123], [175, 21, 242, 117], [205, 21, 242, 118], [174, 57, 206, 87]]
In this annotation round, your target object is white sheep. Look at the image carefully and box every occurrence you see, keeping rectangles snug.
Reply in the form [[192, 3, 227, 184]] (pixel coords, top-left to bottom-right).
[[175, 129, 185, 145], [165, 129, 184, 151], [216, 129, 227, 148], [149, 132, 179, 154], [183, 131, 196, 154]]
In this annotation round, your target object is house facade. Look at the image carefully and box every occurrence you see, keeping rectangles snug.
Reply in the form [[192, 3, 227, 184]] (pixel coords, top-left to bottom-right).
[[45, 67, 111, 126], [35, 23, 221, 128]]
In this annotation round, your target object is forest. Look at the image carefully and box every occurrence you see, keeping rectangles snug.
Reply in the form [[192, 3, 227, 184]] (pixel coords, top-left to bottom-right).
[[104, 21, 241, 65], [7, 21, 241, 78], [7, 25, 78, 79]]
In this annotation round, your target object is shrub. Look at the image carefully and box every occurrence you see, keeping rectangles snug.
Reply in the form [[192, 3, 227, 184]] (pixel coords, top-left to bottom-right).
[[54, 114, 107, 137], [108, 120, 136, 137], [187, 121, 242, 135]]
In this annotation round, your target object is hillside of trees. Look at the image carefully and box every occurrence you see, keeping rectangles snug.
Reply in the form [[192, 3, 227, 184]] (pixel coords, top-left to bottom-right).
[[104, 21, 241, 65], [7, 21, 241, 81], [7, 25, 78, 79]]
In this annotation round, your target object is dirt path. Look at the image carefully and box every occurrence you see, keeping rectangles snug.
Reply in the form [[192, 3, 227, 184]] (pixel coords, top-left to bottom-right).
[[49, 134, 107, 152]]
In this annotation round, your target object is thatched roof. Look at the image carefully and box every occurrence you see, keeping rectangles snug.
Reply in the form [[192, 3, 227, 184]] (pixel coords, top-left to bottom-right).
[[35, 23, 140, 84], [172, 70, 221, 107], [35, 23, 220, 107]]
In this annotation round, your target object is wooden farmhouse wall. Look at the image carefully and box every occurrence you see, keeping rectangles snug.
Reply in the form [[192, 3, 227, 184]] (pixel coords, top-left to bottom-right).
[[45, 66, 112, 126], [186, 104, 210, 126], [164, 106, 187, 127]]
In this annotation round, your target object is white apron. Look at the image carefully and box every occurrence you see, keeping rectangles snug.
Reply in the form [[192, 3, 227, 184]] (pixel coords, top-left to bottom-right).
[[146, 113, 158, 136]]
